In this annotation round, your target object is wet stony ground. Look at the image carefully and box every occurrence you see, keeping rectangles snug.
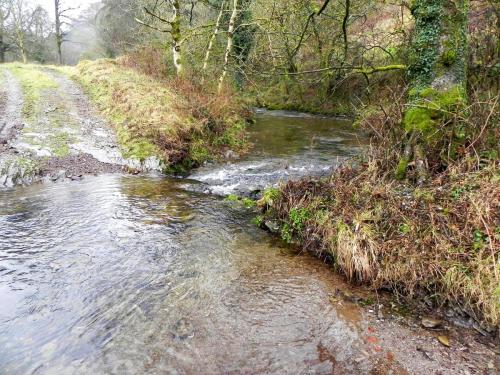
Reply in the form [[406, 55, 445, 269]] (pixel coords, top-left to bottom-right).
[[0, 64, 161, 188]]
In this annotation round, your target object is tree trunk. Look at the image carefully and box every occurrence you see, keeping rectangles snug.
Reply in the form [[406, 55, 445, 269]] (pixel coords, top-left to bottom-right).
[[17, 30, 27, 63], [202, 0, 225, 74], [0, 7, 7, 63], [171, 0, 183, 76], [54, 0, 63, 64], [218, 0, 238, 93], [0, 29, 4, 63], [397, 0, 469, 182]]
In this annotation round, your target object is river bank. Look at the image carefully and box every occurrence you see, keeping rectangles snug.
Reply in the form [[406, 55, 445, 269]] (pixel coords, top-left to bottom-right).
[[256, 88, 499, 333]]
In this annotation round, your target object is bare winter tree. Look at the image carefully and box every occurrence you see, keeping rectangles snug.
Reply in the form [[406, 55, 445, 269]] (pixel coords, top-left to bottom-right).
[[54, 0, 76, 64], [9, 0, 32, 63]]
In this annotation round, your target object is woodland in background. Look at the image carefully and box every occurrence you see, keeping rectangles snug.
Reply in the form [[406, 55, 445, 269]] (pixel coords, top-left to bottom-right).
[[1, 1, 497, 101]]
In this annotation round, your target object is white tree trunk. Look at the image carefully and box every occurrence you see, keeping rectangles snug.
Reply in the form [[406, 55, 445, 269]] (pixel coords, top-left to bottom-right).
[[217, 0, 238, 93], [202, 1, 225, 73]]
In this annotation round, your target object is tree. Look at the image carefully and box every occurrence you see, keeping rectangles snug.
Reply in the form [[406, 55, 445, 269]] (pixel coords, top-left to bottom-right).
[[29, 5, 53, 62], [96, 0, 145, 58], [397, 0, 470, 182], [232, 0, 255, 88], [9, 0, 29, 63], [54, 0, 74, 64], [217, 0, 238, 91], [0, 0, 11, 63], [137, 0, 185, 76], [202, 0, 225, 74]]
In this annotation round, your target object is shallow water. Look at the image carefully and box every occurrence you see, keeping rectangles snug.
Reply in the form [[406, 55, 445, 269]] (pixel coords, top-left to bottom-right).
[[190, 109, 365, 195], [0, 112, 376, 374]]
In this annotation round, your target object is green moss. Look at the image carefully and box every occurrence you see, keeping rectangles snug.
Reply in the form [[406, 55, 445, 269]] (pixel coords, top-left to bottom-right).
[[441, 48, 457, 67], [242, 198, 256, 208], [438, 85, 465, 109], [224, 194, 257, 209], [404, 85, 466, 138], [403, 107, 435, 134], [225, 194, 239, 202], [395, 157, 410, 180]]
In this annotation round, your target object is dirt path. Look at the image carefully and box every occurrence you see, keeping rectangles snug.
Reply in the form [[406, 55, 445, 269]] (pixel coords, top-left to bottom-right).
[[0, 69, 23, 147], [0, 64, 160, 187]]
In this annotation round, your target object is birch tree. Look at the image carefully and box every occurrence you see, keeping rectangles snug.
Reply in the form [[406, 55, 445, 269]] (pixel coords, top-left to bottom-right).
[[202, 0, 225, 73], [136, 0, 184, 76], [217, 0, 238, 92]]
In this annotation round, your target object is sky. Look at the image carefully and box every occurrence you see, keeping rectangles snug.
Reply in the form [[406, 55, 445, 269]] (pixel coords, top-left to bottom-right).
[[32, 0, 97, 19]]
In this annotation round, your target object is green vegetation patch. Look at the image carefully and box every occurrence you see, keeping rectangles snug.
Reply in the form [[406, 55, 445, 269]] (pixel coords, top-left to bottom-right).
[[48, 132, 73, 157]]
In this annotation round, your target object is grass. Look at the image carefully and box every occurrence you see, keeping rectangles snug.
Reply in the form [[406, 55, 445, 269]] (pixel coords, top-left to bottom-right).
[[48, 132, 72, 157], [75, 59, 249, 169], [5, 63, 58, 121]]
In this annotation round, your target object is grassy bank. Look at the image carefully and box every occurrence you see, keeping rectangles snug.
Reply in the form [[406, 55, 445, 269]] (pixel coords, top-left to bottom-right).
[[258, 87, 499, 328], [75, 59, 250, 171]]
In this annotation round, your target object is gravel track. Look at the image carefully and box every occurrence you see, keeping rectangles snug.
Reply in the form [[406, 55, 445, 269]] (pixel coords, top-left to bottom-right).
[[0, 65, 160, 187]]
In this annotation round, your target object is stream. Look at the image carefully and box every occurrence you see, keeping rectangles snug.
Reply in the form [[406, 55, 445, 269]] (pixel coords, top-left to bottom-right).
[[191, 109, 363, 195], [0, 111, 491, 374]]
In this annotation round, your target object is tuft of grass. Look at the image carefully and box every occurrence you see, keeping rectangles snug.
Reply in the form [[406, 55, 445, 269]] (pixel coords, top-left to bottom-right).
[[75, 59, 249, 169], [48, 132, 72, 157], [224, 194, 256, 209]]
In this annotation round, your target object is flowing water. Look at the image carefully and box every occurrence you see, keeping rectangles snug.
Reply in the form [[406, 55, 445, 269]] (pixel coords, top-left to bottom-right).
[[190, 109, 364, 195], [0, 112, 396, 374]]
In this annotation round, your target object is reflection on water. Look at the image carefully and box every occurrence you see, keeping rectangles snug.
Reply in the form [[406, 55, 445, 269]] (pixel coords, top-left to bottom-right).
[[189, 110, 366, 195], [0, 175, 375, 374]]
